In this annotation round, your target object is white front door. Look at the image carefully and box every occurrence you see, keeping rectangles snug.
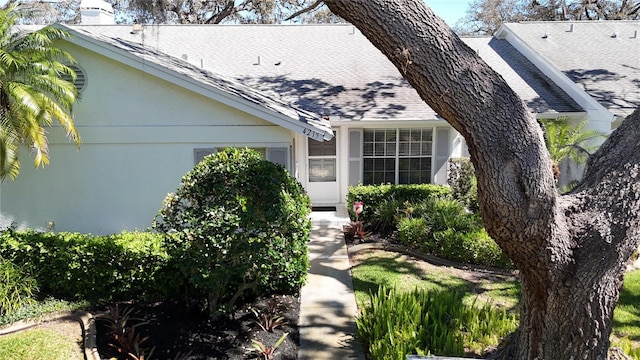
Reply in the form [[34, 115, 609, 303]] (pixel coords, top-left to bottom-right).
[[307, 130, 339, 205]]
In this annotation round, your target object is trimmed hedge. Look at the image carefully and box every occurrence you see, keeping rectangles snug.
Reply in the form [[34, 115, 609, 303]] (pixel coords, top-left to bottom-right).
[[0, 230, 175, 303], [154, 148, 311, 317], [346, 184, 451, 222]]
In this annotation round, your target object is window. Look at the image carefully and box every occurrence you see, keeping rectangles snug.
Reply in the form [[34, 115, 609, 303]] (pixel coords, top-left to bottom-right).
[[362, 128, 433, 185], [308, 133, 337, 182]]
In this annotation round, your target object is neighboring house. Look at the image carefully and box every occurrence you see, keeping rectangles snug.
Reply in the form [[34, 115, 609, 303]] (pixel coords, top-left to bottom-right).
[[496, 21, 640, 180], [1, 2, 632, 234], [498, 21, 639, 129]]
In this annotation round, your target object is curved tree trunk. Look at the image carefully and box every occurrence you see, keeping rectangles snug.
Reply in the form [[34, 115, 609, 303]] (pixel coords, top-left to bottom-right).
[[322, 1, 640, 359]]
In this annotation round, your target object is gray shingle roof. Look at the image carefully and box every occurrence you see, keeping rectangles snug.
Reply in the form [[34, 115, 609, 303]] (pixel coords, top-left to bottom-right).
[[66, 24, 582, 120], [503, 21, 640, 118], [63, 25, 333, 140]]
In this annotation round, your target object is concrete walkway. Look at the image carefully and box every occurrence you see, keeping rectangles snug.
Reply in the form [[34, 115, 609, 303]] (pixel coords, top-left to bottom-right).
[[298, 210, 365, 360]]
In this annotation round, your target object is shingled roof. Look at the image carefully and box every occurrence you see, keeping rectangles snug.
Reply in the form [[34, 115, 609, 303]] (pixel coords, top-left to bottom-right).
[[65, 24, 582, 120], [501, 21, 640, 118], [59, 25, 334, 141]]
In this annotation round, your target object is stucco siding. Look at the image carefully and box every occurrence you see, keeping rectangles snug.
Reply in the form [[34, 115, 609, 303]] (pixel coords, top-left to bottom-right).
[[0, 44, 293, 234]]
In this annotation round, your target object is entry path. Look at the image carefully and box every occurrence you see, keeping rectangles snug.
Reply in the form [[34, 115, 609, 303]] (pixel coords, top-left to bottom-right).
[[298, 210, 365, 360]]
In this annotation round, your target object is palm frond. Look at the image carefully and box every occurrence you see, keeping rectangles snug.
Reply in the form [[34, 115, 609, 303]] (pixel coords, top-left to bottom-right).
[[0, 5, 79, 179], [540, 117, 606, 166]]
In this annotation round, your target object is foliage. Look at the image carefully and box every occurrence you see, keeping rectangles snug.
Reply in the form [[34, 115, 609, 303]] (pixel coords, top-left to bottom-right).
[[352, 253, 640, 358], [455, 0, 640, 35], [0, 257, 38, 317], [454, 0, 529, 35], [613, 270, 640, 353], [448, 157, 479, 212], [370, 197, 403, 233], [355, 286, 518, 359], [342, 220, 369, 241], [250, 332, 289, 360], [251, 296, 289, 332], [99, 304, 154, 360], [396, 196, 512, 269], [540, 117, 605, 180], [0, 328, 78, 360], [0, 230, 174, 303], [397, 217, 428, 248], [154, 148, 311, 318], [117, 0, 342, 24], [0, 7, 80, 179], [0, 297, 87, 327], [346, 184, 451, 222]]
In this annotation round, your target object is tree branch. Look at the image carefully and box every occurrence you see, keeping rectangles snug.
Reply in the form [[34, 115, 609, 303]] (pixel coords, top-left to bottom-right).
[[205, 0, 236, 24], [284, 0, 323, 21]]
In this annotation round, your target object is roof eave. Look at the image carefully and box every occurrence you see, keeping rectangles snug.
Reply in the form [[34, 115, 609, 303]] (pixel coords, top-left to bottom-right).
[[53, 24, 334, 142]]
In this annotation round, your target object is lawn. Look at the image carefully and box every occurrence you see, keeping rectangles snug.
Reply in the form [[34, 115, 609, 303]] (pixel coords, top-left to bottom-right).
[[350, 248, 640, 358], [0, 328, 80, 360]]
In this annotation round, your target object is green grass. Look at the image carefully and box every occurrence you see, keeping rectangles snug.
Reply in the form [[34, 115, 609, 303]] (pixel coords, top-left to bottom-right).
[[0, 328, 76, 360], [351, 251, 519, 310], [351, 250, 640, 358], [613, 270, 640, 354]]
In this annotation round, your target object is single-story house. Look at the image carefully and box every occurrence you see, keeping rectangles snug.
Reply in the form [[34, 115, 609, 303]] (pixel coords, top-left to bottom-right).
[[0, 1, 634, 234]]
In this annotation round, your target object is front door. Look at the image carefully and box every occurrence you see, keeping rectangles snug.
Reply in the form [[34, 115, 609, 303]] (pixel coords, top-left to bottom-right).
[[307, 131, 339, 206]]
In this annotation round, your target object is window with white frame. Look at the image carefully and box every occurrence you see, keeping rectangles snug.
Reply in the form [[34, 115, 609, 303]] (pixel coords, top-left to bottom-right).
[[362, 128, 433, 185]]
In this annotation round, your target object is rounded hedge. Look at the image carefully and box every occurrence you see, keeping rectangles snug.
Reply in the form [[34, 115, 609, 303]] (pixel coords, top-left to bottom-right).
[[154, 148, 311, 316]]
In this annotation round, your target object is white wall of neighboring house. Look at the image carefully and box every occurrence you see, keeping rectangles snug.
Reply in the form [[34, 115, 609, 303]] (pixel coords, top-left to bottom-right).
[[0, 42, 294, 234]]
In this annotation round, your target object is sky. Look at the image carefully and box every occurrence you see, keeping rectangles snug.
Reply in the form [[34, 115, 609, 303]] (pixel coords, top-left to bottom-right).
[[425, 0, 474, 27]]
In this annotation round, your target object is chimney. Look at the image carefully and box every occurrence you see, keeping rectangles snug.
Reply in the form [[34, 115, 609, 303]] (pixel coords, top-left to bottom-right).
[[80, 0, 115, 25]]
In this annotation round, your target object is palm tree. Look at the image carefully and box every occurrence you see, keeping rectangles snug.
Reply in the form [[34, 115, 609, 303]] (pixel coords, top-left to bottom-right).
[[539, 117, 605, 181], [0, 6, 80, 180]]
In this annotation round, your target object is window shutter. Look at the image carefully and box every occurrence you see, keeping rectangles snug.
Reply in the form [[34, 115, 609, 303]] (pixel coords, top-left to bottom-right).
[[267, 147, 289, 170], [348, 129, 363, 186], [434, 128, 451, 184]]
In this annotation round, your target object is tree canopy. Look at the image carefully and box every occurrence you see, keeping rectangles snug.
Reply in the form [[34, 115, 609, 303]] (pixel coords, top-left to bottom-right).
[[456, 0, 640, 35], [2, 0, 343, 25]]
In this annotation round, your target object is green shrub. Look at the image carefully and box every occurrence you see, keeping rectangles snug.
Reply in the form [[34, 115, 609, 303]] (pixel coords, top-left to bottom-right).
[[0, 230, 173, 303], [370, 197, 403, 233], [394, 197, 512, 269], [0, 257, 38, 316], [154, 148, 311, 318], [397, 217, 428, 247], [356, 286, 518, 360], [430, 229, 512, 269], [0, 297, 87, 326], [346, 184, 451, 223], [448, 158, 479, 212]]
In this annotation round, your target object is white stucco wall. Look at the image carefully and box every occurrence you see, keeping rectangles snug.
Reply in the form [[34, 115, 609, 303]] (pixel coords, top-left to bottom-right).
[[0, 42, 293, 234]]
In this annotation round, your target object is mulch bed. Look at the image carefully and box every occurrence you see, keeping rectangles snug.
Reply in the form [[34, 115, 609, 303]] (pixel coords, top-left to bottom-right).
[[94, 295, 299, 360]]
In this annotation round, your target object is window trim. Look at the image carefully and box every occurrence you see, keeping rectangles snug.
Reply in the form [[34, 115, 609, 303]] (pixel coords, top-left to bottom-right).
[[361, 127, 435, 185]]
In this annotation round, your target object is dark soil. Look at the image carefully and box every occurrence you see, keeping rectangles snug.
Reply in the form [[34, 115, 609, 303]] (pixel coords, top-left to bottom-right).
[[94, 294, 299, 360]]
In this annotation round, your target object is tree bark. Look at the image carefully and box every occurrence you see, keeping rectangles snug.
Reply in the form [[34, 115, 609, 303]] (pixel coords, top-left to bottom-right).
[[322, 1, 640, 359]]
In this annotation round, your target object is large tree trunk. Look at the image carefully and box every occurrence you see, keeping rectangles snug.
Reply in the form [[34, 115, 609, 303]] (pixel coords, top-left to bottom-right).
[[323, 1, 640, 359]]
